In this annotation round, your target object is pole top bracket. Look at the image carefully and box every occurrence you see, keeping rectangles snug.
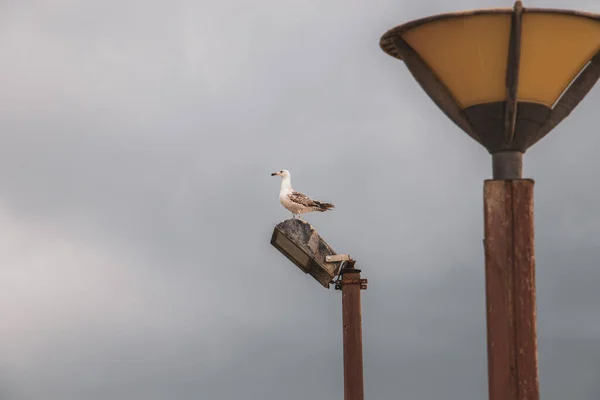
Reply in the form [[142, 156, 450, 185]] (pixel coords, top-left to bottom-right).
[[334, 278, 368, 291], [326, 254, 351, 262]]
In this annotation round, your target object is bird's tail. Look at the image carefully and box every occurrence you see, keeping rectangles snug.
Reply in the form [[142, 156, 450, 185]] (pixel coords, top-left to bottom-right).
[[315, 201, 335, 212]]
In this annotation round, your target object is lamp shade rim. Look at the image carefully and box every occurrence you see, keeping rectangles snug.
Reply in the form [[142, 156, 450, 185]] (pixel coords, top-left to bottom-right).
[[380, 7, 600, 61]]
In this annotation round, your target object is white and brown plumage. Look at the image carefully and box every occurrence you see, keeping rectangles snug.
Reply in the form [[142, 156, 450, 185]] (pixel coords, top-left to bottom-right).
[[271, 169, 334, 219]]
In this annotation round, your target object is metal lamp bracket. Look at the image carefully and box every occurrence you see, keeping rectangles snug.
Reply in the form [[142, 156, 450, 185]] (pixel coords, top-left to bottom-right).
[[326, 254, 351, 263], [334, 277, 368, 291]]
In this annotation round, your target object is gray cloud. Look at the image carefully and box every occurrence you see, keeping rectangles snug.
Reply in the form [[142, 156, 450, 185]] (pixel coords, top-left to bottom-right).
[[1, 0, 599, 399]]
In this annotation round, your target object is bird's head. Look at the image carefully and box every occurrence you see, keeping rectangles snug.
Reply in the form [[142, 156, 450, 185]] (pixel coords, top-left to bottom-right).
[[271, 169, 290, 178]]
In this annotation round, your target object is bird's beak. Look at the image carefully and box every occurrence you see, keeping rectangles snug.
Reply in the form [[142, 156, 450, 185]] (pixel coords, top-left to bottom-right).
[[271, 172, 278, 176]]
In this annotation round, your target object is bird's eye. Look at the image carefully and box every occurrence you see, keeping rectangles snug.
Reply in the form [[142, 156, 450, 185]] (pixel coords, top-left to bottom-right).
[[280, 170, 283, 173]]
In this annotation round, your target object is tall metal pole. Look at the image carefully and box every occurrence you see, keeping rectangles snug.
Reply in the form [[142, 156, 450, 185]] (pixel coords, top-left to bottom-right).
[[483, 179, 539, 400], [337, 261, 366, 400]]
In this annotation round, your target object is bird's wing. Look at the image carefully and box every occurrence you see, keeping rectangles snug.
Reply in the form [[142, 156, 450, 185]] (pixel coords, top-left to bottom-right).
[[288, 191, 319, 207]]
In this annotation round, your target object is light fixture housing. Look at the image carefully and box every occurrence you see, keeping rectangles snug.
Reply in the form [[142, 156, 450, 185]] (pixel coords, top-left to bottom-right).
[[271, 219, 343, 288], [380, 1, 600, 177]]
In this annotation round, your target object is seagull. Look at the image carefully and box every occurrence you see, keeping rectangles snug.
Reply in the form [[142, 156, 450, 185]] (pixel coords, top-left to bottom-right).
[[271, 169, 334, 219]]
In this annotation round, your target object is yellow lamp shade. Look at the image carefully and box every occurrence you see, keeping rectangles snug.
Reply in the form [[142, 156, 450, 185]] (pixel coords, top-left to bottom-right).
[[380, 4, 600, 153], [519, 13, 600, 106], [402, 13, 512, 108]]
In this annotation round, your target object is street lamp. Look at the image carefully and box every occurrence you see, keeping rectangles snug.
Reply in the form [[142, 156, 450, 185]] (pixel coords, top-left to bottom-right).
[[271, 219, 342, 288], [270, 219, 367, 400], [380, 2, 599, 400]]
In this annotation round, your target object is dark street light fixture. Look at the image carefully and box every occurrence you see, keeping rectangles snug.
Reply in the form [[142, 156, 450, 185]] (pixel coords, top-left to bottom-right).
[[380, 2, 599, 400], [270, 219, 367, 400], [271, 219, 342, 288]]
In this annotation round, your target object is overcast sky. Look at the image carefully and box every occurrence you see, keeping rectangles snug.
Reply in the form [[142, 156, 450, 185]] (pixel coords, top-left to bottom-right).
[[1, 0, 599, 399]]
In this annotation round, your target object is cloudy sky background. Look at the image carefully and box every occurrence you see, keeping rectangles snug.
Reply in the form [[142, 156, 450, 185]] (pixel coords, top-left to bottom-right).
[[1, 0, 599, 399]]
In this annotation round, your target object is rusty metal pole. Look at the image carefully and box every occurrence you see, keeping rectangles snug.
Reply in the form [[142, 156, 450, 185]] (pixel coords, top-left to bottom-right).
[[483, 179, 539, 400], [336, 261, 366, 400]]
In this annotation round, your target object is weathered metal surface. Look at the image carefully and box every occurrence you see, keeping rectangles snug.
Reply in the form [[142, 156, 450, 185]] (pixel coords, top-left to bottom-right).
[[492, 151, 523, 179], [335, 276, 368, 291], [464, 101, 552, 153], [270, 219, 342, 288], [504, 1, 523, 145], [484, 180, 538, 400], [340, 262, 365, 400]]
